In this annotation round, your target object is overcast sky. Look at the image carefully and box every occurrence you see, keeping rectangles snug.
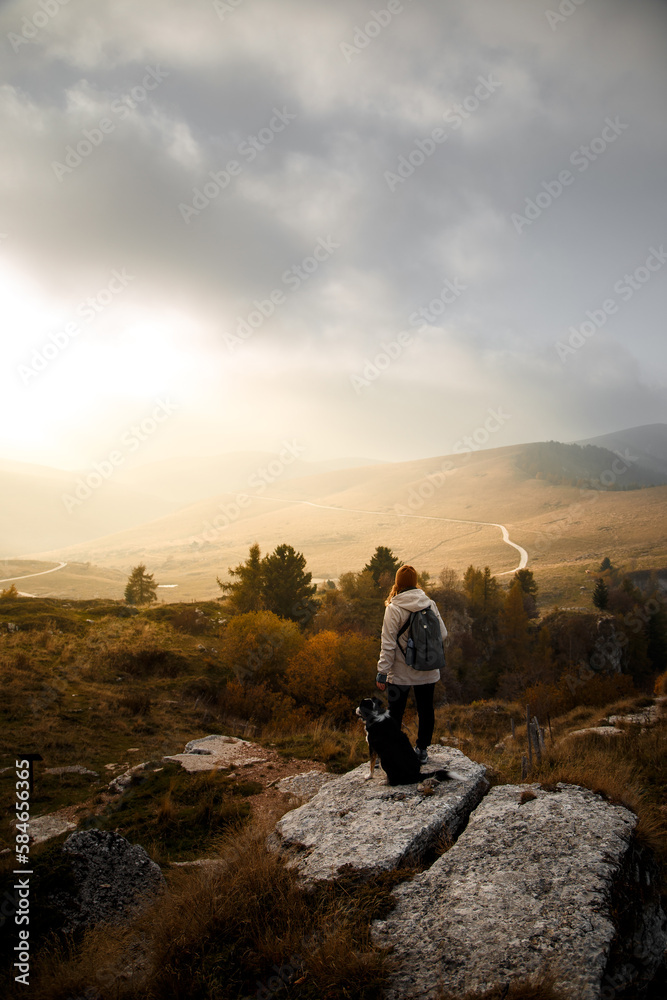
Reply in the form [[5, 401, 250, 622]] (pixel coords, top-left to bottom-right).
[[1, 0, 666, 470]]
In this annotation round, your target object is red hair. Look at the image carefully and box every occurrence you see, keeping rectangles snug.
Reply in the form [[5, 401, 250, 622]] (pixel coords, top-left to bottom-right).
[[386, 564, 418, 605]]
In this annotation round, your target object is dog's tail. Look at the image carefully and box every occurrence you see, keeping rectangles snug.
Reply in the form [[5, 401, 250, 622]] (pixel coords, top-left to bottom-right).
[[421, 768, 466, 782]]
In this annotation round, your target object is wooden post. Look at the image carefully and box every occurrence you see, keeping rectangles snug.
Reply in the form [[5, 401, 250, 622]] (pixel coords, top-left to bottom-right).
[[525, 704, 532, 770], [510, 718, 515, 739], [521, 755, 528, 779], [547, 713, 553, 743], [532, 716, 542, 765]]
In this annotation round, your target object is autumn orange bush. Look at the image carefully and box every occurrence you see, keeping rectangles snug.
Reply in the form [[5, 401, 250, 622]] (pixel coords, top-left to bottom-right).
[[654, 670, 667, 696], [285, 629, 377, 720], [524, 672, 636, 720]]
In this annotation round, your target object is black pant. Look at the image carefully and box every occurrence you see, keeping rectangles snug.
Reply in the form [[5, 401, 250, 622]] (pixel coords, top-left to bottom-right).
[[387, 683, 436, 750]]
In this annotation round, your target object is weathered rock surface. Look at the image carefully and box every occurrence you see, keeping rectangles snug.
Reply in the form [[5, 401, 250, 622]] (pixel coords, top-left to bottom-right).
[[568, 725, 624, 738], [108, 760, 164, 794], [608, 699, 665, 727], [270, 746, 487, 884], [44, 765, 99, 778], [51, 830, 165, 934], [276, 770, 335, 801], [29, 810, 77, 844], [372, 783, 666, 1000], [163, 734, 268, 772]]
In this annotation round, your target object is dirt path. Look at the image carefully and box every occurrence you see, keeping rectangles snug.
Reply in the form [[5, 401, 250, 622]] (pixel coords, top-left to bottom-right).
[[233, 492, 529, 573], [0, 560, 68, 583]]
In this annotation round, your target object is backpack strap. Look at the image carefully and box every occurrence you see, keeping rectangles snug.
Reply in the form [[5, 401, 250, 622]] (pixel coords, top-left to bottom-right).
[[396, 612, 414, 654]]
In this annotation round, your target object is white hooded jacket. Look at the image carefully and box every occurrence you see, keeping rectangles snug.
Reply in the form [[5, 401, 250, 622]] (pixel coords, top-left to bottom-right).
[[377, 587, 447, 686]]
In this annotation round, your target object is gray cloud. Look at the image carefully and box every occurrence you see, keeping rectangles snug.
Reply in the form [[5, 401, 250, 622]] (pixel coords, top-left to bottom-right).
[[0, 0, 665, 468]]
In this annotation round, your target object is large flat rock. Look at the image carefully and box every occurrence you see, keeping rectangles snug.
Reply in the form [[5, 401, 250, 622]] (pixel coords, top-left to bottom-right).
[[270, 746, 488, 884], [373, 783, 665, 1000], [163, 734, 268, 772]]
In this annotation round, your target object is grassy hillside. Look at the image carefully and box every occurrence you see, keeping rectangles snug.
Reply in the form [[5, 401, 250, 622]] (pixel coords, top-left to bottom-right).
[[19, 443, 667, 604]]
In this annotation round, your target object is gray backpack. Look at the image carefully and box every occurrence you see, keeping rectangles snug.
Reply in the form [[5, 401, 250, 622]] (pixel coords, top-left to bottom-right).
[[397, 607, 446, 671]]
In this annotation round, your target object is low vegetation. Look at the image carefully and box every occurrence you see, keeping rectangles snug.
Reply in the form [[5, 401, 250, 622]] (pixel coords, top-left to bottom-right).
[[1, 549, 665, 998]]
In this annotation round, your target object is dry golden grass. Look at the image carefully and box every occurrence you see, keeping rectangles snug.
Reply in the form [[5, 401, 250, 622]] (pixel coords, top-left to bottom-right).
[[3, 697, 665, 999], [24, 444, 667, 601], [24, 810, 400, 1000]]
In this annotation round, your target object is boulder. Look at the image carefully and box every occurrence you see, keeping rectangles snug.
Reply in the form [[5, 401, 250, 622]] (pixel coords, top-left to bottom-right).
[[608, 701, 664, 726], [52, 830, 165, 934], [372, 783, 667, 1000], [163, 734, 268, 772], [270, 746, 487, 885]]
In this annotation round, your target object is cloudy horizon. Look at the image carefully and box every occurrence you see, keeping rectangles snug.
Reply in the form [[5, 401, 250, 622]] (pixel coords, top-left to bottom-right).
[[1, 0, 666, 473]]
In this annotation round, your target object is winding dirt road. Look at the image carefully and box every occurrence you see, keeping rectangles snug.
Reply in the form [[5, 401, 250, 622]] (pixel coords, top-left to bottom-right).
[[235, 494, 529, 574], [0, 560, 68, 584]]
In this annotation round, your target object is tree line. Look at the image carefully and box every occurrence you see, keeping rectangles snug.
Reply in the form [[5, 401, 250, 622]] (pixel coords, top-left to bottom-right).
[[123, 544, 666, 722]]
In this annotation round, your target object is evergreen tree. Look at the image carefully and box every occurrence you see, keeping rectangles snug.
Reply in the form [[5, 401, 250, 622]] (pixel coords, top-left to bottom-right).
[[334, 570, 386, 636], [261, 544, 317, 623], [500, 581, 531, 669], [512, 568, 538, 597], [599, 556, 612, 571], [463, 565, 503, 647], [533, 626, 556, 682], [592, 577, 609, 610], [124, 564, 157, 605], [363, 546, 402, 587], [217, 542, 265, 613], [512, 568, 538, 618]]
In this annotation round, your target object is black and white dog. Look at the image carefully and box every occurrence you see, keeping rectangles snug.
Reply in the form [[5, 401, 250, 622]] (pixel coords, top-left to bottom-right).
[[355, 697, 456, 787]]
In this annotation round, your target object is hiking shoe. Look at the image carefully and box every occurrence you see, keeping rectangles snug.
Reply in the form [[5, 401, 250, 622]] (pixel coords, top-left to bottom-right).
[[415, 747, 428, 764]]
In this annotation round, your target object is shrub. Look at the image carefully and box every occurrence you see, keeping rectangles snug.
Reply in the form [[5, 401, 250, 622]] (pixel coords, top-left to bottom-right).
[[218, 610, 304, 688], [285, 630, 377, 720], [654, 670, 667, 696], [524, 673, 635, 720]]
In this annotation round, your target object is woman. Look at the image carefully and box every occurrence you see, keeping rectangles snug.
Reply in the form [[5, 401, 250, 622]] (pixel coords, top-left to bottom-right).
[[376, 564, 447, 763]]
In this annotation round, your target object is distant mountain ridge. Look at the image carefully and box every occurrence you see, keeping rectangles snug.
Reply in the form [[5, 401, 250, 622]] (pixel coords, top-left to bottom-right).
[[516, 437, 667, 489], [576, 424, 667, 481]]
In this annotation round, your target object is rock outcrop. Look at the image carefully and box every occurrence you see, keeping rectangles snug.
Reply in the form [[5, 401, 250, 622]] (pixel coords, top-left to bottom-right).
[[52, 830, 165, 934], [270, 746, 488, 884], [29, 810, 77, 844], [163, 734, 268, 772], [372, 783, 667, 1000]]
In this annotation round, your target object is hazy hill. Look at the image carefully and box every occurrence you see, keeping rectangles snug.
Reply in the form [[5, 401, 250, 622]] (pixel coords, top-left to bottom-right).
[[0, 460, 178, 558], [23, 438, 667, 602], [577, 423, 667, 480], [515, 440, 667, 488], [0, 452, 379, 558], [112, 452, 380, 505]]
